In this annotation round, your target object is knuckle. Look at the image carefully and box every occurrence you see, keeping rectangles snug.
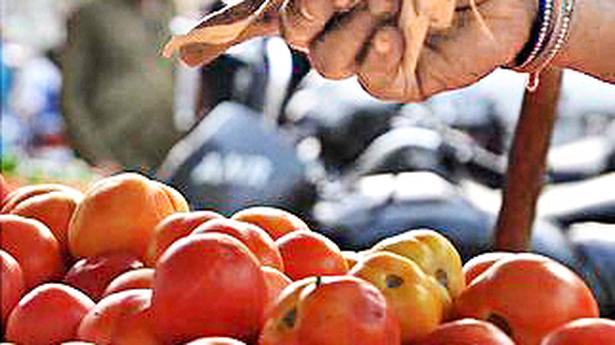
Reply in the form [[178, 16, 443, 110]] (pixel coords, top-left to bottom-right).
[[358, 74, 401, 101], [280, 16, 312, 49], [367, 0, 400, 18], [308, 47, 355, 80]]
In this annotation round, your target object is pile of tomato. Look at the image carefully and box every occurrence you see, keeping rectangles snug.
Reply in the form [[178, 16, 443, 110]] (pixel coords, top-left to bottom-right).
[[1, 172, 614, 345]]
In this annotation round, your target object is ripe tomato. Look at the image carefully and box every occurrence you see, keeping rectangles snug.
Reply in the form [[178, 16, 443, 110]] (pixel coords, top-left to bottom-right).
[[0, 215, 64, 289], [3, 184, 83, 258], [6, 283, 94, 345], [185, 338, 247, 345], [540, 318, 615, 345], [145, 211, 224, 266], [463, 252, 514, 285], [416, 318, 515, 345], [63, 252, 144, 300], [1, 184, 76, 214], [370, 229, 465, 304], [68, 173, 189, 260], [259, 276, 401, 345], [102, 268, 155, 297], [152, 233, 266, 344], [107, 300, 160, 345], [231, 207, 310, 240], [275, 231, 348, 280], [350, 252, 445, 343], [77, 289, 155, 344], [191, 218, 284, 271], [0, 174, 11, 205], [454, 253, 599, 345], [416, 319, 515, 345], [261, 266, 292, 318], [1, 251, 24, 327]]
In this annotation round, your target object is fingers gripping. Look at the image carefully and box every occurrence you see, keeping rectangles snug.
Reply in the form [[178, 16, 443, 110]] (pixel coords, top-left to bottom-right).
[[301, 0, 401, 80], [358, 29, 429, 101], [280, 0, 429, 99], [280, 0, 363, 51], [281, 0, 336, 51], [358, 26, 405, 99], [309, 7, 380, 80]]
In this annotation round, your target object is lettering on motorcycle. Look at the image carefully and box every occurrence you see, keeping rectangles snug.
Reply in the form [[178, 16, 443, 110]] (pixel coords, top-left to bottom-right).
[[190, 151, 273, 188]]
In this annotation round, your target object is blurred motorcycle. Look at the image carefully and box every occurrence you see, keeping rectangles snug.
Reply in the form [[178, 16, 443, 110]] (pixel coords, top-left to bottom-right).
[[158, 37, 317, 216]]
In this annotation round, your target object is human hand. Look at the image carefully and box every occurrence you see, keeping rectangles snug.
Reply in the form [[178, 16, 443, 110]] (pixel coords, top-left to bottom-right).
[[280, 0, 537, 101], [165, 0, 537, 102]]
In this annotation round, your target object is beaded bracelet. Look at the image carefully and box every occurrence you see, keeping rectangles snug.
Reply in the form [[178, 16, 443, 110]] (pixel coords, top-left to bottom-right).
[[513, 0, 556, 69], [510, 0, 575, 91]]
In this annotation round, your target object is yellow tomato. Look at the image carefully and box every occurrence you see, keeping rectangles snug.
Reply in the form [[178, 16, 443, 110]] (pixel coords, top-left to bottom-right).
[[370, 229, 465, 304], [350, 252, 445, 344]]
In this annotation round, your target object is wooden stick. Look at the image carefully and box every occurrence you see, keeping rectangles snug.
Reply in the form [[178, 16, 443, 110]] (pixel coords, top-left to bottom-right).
[[494, 67, 563, 251]]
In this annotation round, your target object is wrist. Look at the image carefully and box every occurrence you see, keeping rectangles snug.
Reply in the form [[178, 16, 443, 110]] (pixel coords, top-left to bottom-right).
[[507, 0, 575, 89], [550, 0, 588, 68], [551, 0, 615, 79]]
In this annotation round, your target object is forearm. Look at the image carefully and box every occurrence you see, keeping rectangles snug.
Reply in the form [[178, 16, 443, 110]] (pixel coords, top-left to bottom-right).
[[553, 0, 615, 82]]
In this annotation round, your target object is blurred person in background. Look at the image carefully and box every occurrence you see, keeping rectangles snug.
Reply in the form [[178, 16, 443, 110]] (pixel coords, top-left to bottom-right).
[[61, 0, 181, 173]]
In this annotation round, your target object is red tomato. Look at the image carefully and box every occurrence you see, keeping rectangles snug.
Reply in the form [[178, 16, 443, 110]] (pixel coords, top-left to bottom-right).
[[102, 268, 155, 297], [261, 266, 292, 318], [454, 253, 599, 345], [275, 231, 348, 280], [2, 184, 83, 259], [63, 252, 144, 300], [416, 319, 515, 345], [463, 252, 514, 285], [77, 289, 155, 344], [259, 276, 401, 345], [0, 215, 64, 289], [185, 338, 247, 345], [145, 211, 224, 266], [540, 318, 615, 345], [191, 218, 284, 271], [1, 251, 24, 327], [151, 233, 266, 344], [231, 207, 310, 240], [0, 174, 10, 206], [1, 184, 75, 214], [5, 283, 94, 345]]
